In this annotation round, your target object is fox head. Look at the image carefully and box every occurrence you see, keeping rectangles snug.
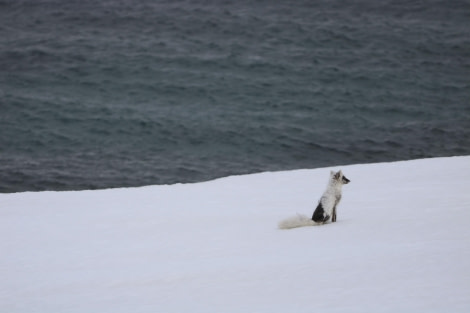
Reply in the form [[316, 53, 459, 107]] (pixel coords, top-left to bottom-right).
[[330, 170, 350, 185]]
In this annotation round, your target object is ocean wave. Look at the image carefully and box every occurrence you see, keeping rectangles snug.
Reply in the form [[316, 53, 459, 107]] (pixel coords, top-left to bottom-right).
[[1, 0, 469, 192]]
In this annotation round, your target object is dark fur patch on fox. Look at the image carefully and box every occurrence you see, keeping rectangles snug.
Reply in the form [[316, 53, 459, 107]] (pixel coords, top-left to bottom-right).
[[312, 202, 330, 223]]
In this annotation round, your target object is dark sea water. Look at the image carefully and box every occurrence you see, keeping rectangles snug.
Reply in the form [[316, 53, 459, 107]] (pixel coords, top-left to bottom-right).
[[1, 0, 469, 193]]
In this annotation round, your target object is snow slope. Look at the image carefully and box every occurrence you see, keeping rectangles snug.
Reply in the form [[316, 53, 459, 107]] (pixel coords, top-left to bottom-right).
[[1, 156, 470, 313]]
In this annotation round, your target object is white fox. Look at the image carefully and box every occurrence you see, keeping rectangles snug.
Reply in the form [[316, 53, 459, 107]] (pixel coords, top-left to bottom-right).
[[278, 170, 350, 229]]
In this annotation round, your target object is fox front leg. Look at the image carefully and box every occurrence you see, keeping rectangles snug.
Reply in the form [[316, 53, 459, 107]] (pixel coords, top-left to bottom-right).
[[332, 197, 341, 222]]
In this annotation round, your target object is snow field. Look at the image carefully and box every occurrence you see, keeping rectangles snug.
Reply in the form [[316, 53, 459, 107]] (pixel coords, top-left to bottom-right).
[[1, 156, 469, 312]]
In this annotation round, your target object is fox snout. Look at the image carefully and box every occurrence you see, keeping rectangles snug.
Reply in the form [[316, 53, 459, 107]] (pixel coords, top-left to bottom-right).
[[342, 176, 350, 184]]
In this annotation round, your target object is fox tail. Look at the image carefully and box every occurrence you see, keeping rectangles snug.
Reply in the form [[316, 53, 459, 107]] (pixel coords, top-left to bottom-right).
[[278, 214, 318, 229]]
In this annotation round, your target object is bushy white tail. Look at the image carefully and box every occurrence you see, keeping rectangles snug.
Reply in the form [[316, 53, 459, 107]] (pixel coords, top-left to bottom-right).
[[278, 214, 318, 229]]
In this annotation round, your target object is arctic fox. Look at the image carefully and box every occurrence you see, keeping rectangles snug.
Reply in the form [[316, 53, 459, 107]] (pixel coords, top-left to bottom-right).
[[278, 170, 350, 229]]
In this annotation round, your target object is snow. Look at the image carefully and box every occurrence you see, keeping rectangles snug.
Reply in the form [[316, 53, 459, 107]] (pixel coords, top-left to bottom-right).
[[1, 156, 470, 313]]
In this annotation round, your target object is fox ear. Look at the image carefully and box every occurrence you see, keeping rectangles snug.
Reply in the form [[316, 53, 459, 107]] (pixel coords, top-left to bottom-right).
[[334, 171, 341, 180]]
